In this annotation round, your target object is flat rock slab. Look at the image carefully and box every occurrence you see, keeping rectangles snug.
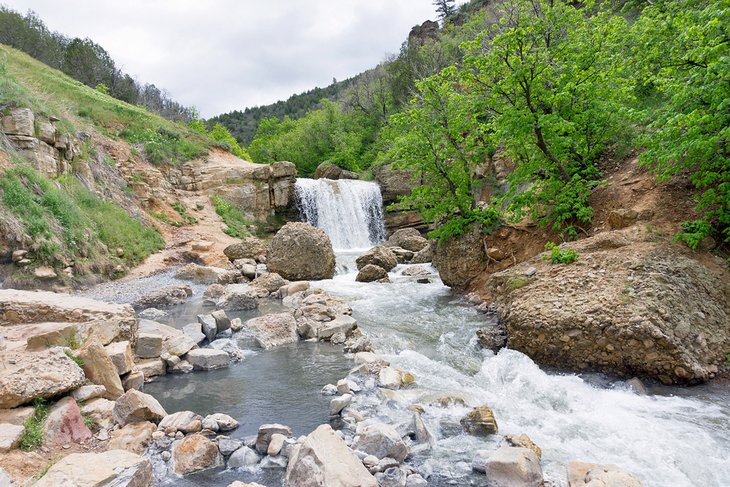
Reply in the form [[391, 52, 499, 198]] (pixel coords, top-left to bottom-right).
[[185, 349, 230, 370], [0, 348, 85, 408], [33, 449, 152, 487], [244, 312, 298, 349]]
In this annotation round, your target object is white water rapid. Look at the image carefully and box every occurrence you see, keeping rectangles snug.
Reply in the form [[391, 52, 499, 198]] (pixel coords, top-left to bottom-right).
[[295, 178, 386, 250], [315, 267, 730, 487]]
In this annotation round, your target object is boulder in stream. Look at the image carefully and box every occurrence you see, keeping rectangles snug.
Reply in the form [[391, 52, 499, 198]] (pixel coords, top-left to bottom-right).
[[286, 424, 377, 487], [352, 422, 409, 462], [356, 264, 389, 283], [356, 245, 397, 272], [461, 406, 499, 436], [472, 446, 543, 487], [267, 222, 336, 280], [172, 433, 223, 475], [567, 461, 644, 487], [386, 228, 428, 252]]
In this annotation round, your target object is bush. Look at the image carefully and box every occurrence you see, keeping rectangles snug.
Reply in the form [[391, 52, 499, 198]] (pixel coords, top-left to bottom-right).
[[543, 242, 578, 265]]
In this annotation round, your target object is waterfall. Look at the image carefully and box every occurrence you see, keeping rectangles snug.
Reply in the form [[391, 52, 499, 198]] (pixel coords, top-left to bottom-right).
[[295, 178, 386, 250]]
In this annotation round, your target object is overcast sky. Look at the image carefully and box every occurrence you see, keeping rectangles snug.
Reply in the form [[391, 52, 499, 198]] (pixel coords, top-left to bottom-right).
[[3, 1, 464, 117]]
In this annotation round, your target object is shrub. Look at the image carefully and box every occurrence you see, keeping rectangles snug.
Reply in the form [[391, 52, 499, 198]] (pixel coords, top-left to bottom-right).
[[543, 242, 578, 265], [20, 398, 49, 451], [211, 195, 250, 238]]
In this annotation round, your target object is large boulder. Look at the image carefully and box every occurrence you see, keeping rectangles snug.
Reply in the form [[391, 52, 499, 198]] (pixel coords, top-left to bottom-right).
[[314, 161, 359, 180], [108, 421, 156, 455], [487, 232, 730, 384], [0, 289, 137, 347], [112, 389, 167, 426], [251, 273, 289, 293], [0, 348, 85, 408], [386, 228, 428, 252], [286, 424, 376, 487], [432, 225, 488, 290], [356, 246, 397, 272], [224, 236, 267, 261], [352, 422, 409, 462], [172, 433, 223, 475], [33, 450, 152, 487], [185, 349, 230, 370], [268, 222, 336, 280], [243, 312, 298, 349]]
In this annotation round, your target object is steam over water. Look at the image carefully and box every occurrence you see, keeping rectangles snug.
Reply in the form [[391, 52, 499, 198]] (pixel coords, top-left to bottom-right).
[[295, 178, 386, 250]]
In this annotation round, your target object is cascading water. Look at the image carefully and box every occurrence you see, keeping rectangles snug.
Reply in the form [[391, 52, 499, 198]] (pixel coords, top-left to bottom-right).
[[295, 178, 386, 250]]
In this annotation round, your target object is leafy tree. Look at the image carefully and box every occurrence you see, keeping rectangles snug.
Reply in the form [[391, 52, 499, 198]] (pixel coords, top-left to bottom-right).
[[633, 0, 730, 246], [382, 67, 500, 239], [462, 0, 633, 237]]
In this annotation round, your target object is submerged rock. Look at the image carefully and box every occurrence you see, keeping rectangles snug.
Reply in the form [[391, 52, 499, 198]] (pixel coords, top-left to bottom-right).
[[286, 424, 377, 487], [268, 222, 336, 280]]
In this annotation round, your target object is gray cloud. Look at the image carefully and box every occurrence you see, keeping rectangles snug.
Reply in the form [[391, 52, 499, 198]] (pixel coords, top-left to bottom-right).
[[3, 1, 462, 117]]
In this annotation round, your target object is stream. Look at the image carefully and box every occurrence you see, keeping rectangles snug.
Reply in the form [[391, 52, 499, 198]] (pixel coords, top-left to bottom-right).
[[80, 179, 729, 487]]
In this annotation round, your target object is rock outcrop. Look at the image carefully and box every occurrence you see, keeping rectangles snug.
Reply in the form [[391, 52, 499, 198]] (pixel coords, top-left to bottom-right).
[[286, 424, 377, 487], [268, 222, 336, 280], [487, 231, 730, 384]]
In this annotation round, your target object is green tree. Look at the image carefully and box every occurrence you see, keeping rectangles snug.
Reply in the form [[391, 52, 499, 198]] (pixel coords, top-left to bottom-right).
[[382, 67, 500, 239], [462, 0, 633, 237], [634, 0, 730, 246], [433, 0, 457, 23]]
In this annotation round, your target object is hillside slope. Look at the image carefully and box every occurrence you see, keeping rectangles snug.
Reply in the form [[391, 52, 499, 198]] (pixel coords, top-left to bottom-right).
[[0, 45, 293, 289]]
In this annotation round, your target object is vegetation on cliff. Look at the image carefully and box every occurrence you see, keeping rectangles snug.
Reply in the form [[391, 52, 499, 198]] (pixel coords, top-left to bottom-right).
[[232, 0, 729, 248]]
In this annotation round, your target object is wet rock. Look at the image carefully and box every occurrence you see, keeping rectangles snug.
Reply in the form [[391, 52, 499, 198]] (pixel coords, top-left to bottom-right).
[[0, 423, 24, 453], [268, 222, 336, 280], [0, 347, 87, 410], [182, 322, 206, 345], [261, 454, 288, 469], [218, 437, 243, 456], [344, 335, 374, 353], [105, 340, 135, 375], [211, 309, 231, 333], [216, 284, 259, 311], [224, 237, 267, 261], [567, 461, 644, 487], [172, 433, 223, 475], [378, 367, 416, 389], [461, 406, 499, 436], [43, 396, 92, 445], [256, 423, 292, 453], [34, 450, 152, 487], [159, 411, 203, 434], [504, 434, 542, 459], [406, 474, 428, 487], [228, 445, 261, 468], [205, 413, 239, 432], [321, 384, 338, 396], [108, 421, 156, 454], [185, 349, 230, 370], [330, 394, 352, 416], [286, 424, 377, 487], [198, 314, 218, 342], [387, 228, 428, 252], [132, 284, 192, 310], [357, 264, 389, 283], [626, 377, 648, 395], [473, 446, 543, 487], [353, 423, 409, 462], [379, 466, 408, 487], [356, 246, 397, 272], [112, 389, 167, 427], [244, 312, 298, 349], [318, 315, 358, 340], [412, 412, 434, 446], [476, 324, 508, 353]]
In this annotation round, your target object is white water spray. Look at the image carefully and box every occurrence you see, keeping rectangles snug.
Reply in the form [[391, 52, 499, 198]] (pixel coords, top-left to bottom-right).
[[295, 178, 386, 250]]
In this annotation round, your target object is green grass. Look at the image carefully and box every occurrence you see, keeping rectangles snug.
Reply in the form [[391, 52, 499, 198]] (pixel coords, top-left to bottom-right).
[[543, 242, 579, 265], [20, 398, 49, 451], [63, 349, 84, 367], [0, 164, 164, 273], [0, 44, 211, 164], [211, 195, 251, 238]]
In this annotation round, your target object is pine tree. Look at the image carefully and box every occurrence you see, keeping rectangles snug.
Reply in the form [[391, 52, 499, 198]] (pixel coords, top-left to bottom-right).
[[433, 0, 456, 23]]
